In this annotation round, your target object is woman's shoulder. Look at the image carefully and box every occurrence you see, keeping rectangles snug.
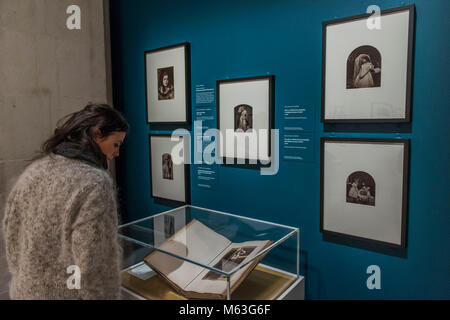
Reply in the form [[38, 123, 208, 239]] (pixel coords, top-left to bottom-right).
[[20, 154, 114, 191], [55, 154, 114, 186]]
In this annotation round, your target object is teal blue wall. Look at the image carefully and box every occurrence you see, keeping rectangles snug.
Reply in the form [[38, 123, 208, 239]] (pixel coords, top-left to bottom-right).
[[110, 0, 450, 299]]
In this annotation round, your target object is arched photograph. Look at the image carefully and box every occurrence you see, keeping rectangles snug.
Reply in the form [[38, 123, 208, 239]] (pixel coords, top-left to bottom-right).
[[157, 66, 175, 100], [234, 104, 253, 132], [346, 45, 381, 89], [162, 153, 173, 180], [346, 171, 376, 206]]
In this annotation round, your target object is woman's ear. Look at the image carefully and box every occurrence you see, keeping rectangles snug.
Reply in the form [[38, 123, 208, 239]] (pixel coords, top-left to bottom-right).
[[92, 128, 103, 142]]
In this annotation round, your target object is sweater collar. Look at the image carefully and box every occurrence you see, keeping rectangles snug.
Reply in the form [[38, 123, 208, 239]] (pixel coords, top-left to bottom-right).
[[53, 142, 108, 169]]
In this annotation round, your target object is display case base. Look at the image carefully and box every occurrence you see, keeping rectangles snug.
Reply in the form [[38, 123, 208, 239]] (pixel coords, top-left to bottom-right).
[[121, 262, 304, 300]]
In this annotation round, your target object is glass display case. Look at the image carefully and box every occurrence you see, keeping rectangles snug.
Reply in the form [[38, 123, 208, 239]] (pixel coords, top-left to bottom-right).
[[118, 205, 303, 300]]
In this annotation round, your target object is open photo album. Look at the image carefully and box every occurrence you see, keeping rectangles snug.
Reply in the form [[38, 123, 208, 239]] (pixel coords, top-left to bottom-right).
[[143, 219, 273, 299]]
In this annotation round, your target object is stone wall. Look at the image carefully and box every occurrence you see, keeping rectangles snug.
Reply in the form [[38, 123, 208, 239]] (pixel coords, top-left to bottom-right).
[[0, 0, 111, 296]]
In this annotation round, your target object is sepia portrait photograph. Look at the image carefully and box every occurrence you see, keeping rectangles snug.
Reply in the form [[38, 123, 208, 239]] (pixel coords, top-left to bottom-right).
[[157, 66, 175, 100], [202, 246, 256, 281], [346, 46, 381, 89], [162, 153, 173, 180], [234, 104, 253, 132], [346, 171, 376, 206]]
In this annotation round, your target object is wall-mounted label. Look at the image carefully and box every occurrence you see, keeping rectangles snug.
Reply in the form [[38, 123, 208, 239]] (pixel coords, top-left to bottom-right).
[[196, 165, 218, 190], [283, 105, 314, 132], [195, 84, 215, 105], [195, 134, 219, 190], [283, 131, 314, 162], [195, 106, 215, 123], [194, 116, 219, 189]]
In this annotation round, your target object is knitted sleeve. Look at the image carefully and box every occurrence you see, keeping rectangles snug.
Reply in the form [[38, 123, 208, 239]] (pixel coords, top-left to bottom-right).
[[71, 176, 122, 300], [2, 186, 21, 275]]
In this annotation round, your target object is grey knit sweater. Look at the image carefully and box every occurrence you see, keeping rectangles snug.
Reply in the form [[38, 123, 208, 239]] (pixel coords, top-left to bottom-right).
[[2, 154, 122, 299]]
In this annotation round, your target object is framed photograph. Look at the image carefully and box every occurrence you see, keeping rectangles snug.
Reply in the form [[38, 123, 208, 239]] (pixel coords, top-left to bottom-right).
[[149, 134, 190, 205], [217, 75, 274, 165], [320, 137, 409, 248], [322, 5, 415, 122], [145, 42, 191, 125]]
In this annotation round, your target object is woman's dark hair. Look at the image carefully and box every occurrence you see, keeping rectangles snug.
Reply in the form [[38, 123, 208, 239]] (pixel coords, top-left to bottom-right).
[[41, 104, 129, 158]]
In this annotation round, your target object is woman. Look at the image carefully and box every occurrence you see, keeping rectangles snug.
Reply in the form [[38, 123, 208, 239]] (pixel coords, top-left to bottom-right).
[[162, 153, 173, 180], [158, 72, 174, 100], [348, 179, 359, 203], [353, 54, 380, 88], [236, 106, 251, 132], [2, 104, 129, 299]]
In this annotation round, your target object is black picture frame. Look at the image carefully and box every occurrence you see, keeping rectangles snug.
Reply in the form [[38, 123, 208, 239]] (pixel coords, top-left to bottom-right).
[[149, 134, 191, 206], [216, 75, 274, 168], [321, 5, 415, 123], [144, 42, 191, 126], [320, 137, 410, 250]]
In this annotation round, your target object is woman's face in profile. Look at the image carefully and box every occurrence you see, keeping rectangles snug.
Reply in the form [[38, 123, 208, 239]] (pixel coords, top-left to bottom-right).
[[162, 75, 169, 87], [95, 131, 126, 161]]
